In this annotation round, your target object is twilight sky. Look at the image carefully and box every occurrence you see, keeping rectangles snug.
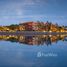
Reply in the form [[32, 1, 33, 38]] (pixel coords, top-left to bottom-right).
[[0, 0, 67, 26]]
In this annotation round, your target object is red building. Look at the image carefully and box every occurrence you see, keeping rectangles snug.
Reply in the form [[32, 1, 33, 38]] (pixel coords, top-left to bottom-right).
[[19, 22, 38, 31]]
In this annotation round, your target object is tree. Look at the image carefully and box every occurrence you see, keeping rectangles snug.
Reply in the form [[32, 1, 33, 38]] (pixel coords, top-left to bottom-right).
[[7, 24, 19, 30]]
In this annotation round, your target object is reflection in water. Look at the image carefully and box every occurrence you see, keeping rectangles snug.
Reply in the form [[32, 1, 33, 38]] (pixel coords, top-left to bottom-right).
[[0, 34, 67, 67], [0, 34, 67, 45]]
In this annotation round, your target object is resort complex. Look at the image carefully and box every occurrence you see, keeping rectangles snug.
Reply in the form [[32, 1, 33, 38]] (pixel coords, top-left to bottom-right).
[[0, 21, 67, 32]]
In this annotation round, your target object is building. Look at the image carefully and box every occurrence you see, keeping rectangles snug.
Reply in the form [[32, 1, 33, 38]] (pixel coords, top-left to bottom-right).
[[19, 22, 38, 31], [50, 24, 58, 32], [19, 24, 25, 31]]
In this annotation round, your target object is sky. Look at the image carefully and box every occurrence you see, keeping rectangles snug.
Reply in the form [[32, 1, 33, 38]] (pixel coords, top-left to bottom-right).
[[0, 0, 67, 26]]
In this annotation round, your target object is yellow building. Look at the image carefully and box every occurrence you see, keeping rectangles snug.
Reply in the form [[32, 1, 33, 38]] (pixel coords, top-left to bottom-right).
[[0, 26, 10, 31], [50, 24, 57, 32], [59, 27, 65, 32], [19, 25, 25, 31]]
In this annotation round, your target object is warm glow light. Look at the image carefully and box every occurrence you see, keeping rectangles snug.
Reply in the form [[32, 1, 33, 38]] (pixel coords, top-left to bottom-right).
[[43, 31, 46, 32], [49, 31, 52, 32], [49, 35, 52, 37]]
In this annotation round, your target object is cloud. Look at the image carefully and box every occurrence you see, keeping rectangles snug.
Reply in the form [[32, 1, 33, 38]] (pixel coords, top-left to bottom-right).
[[15, 8, 23, 16], [22, 0, 47, 6], [0, 0, 48, 17], [23, 0, 35, 5], [0, 15, 66, 20]]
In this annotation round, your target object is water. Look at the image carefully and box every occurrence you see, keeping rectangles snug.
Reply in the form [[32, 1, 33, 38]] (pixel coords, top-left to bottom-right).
[[0, 34, 67, 67]]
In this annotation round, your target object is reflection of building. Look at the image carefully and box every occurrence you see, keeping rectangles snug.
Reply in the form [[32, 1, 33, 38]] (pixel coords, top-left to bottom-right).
[[50, 36, 58, 43], [0, 34, 67, 45], [18, 36, 25, 43], [24, 36, 40, 45]]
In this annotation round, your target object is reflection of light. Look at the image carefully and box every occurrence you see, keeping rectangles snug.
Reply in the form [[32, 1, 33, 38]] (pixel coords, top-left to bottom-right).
[[57, 34, 59, 36], [49, 35, 52, 37], [60, 35, 64, 38], [43, 35, 46, 37]]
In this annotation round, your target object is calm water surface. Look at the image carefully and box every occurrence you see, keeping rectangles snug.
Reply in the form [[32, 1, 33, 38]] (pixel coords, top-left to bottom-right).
[[0, 34, 67, 67]]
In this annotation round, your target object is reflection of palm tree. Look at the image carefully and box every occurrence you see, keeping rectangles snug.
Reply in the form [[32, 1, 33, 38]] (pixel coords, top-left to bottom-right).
[[0, 34, 66, 46], [44, 36, 51, 45], [64, 36, 67, 41], [6, 37, 18, 42]]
